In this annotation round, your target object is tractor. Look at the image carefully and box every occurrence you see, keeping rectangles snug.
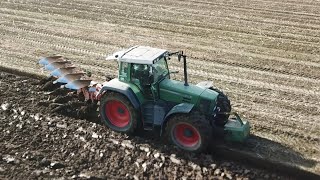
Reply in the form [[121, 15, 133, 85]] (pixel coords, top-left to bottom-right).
[[39, 45, 250, 152]]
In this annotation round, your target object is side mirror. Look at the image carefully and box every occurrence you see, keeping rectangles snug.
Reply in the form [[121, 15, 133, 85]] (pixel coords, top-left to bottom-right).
[[177, 51, 184, 62]]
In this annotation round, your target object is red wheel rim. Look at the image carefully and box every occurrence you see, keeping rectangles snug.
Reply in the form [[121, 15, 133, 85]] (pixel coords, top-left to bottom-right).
[[173, 123, 200, 147], [105, 100, 130, 128]]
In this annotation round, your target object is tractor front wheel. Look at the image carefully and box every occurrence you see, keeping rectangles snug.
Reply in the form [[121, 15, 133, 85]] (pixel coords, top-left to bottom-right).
[[165, 112, 212, 152], [100, 92, 138, 134]]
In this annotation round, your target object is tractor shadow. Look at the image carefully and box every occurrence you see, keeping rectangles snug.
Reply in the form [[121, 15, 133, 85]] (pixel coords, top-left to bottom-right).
[[225, 135, 317, 168], [210, 135, 318, 175]]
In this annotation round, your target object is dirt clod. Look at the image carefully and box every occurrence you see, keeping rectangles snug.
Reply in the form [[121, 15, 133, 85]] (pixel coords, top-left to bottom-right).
[[50, 162, 65, 169], [3, 155, 15, 164], [214, 168, 221, 175], [1, 103, 11, 111]]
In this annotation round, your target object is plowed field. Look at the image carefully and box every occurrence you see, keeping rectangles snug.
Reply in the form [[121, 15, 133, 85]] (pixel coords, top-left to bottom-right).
[[0, 0, 319, 176]]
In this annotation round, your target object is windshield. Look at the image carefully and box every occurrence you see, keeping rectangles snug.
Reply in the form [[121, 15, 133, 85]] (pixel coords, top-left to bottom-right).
[[153, 56, 169, 82]]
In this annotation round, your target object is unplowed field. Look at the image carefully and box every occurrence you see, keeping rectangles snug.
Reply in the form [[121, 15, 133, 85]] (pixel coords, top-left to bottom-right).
[[0, 0, 319, 176]]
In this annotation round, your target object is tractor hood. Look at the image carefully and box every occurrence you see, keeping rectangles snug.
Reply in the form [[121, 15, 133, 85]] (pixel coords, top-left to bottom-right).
[[159, 79, 219, 106]]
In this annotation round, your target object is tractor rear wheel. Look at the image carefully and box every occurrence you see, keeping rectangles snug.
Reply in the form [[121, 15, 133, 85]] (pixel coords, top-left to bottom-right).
[[165, 112, 212, 152], [100, 92, 138, 134]]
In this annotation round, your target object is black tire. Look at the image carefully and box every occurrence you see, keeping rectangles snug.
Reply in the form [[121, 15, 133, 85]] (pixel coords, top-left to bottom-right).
[[99, 92, 139, 134], [165, 112, 212, 152], [210, 88, 231, 126]]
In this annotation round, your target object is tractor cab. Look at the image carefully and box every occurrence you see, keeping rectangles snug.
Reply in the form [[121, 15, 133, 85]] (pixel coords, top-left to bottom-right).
[[108, 46, 170, 99]]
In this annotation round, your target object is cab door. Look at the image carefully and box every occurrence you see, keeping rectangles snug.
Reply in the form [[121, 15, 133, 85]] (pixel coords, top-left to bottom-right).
[[151, 56, 170, 101], [130, 64, 154, 99]]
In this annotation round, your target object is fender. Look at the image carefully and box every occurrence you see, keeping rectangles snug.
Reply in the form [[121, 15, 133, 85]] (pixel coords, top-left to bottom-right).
[[160, 103, 194, 135], [98, 79, 140, 109]]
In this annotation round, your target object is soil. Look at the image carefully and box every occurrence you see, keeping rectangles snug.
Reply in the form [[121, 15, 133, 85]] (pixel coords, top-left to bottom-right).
[[0, 0, 319, 176], [0, 71, 288, 179]]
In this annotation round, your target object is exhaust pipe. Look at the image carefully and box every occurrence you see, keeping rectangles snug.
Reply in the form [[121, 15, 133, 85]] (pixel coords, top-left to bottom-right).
[[182, 54, 188, 86], [178, 51, 188, 86]]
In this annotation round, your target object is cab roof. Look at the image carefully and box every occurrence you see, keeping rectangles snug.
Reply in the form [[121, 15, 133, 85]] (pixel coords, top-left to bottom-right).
[[106, 46, 168, 64]]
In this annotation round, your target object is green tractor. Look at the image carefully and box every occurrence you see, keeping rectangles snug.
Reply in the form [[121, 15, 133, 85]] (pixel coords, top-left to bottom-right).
[[39, 45, 250, 152], [99, 46, 250, 152]]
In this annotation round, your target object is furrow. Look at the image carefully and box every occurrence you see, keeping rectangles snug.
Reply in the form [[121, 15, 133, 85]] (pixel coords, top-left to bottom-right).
[[249, 0, 320, 7], [2, 18, 319, 86], [2, 26, 320, 99], [188, 56, 320, 82], [185, 0, 320, 18], [233, 100, 320, 132], [2, 23, 320, 90], [171, 66, 320, 96], [1, 7, 319, 63], [228, 91, 320, 117], [3, 1, 320, 47], [124, 0, 320, 23], [2, 8, 320, 81], [3, 30, 320, 109], [0, 24, 111, 49], [91, 0, 320, 31]]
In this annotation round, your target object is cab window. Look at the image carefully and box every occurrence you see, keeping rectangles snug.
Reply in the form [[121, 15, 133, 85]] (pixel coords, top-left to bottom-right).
[[131, 64, 153, 85], [119, 62, 128, 81], [153, 57, 169, 82]]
